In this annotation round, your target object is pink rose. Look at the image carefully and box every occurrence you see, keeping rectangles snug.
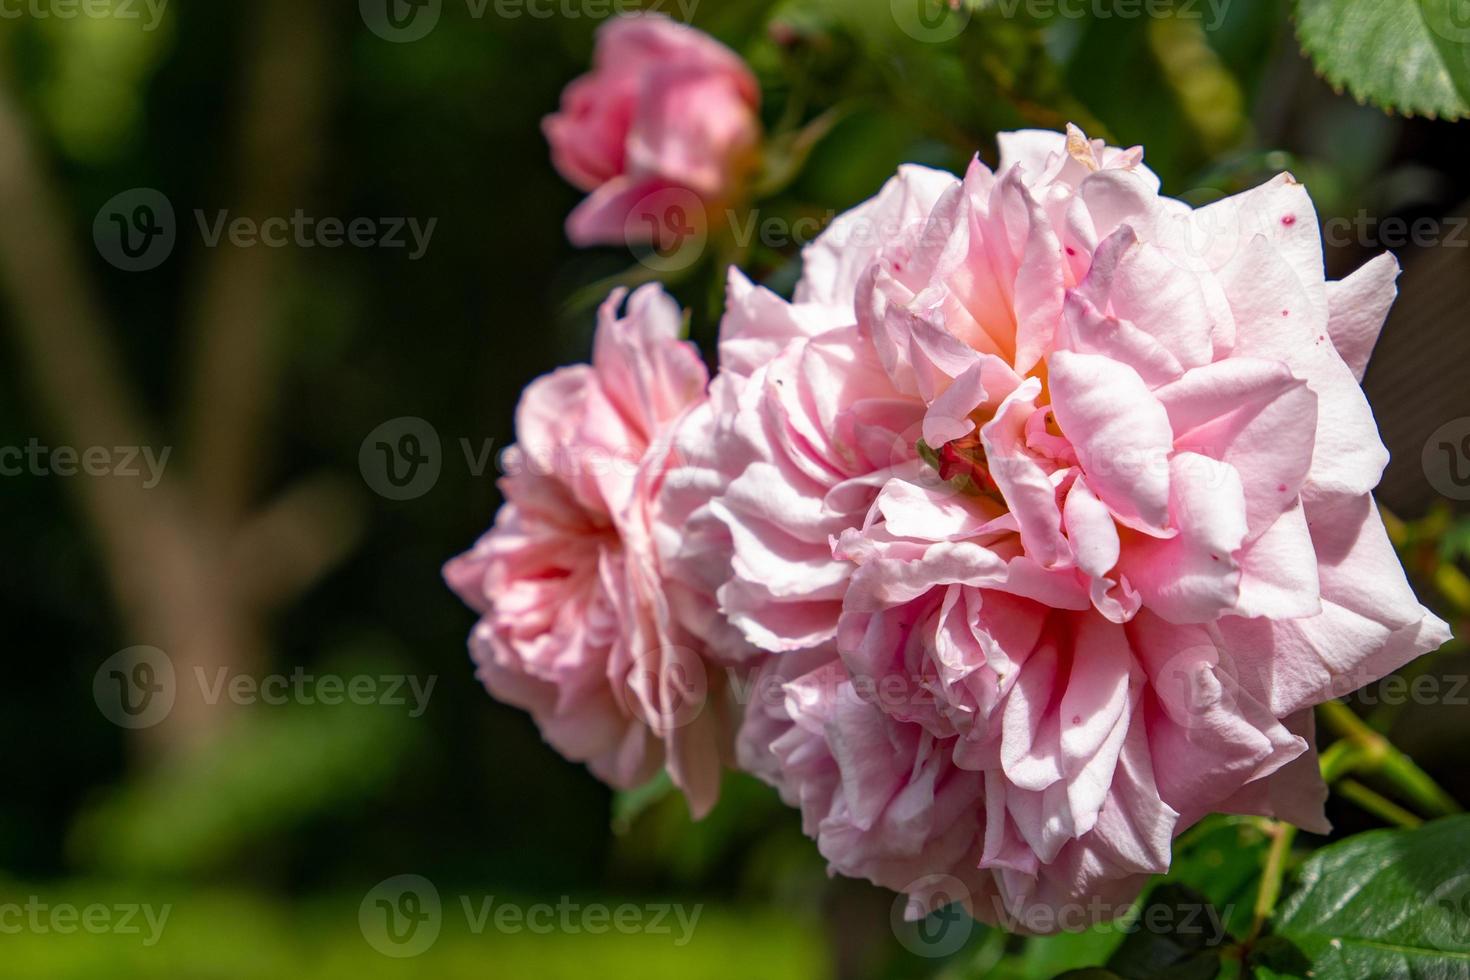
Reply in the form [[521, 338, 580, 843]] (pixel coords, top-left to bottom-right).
[[443, 285, 744, 817], [543, 14, 761, 248], [710, 127, 1449, 929]]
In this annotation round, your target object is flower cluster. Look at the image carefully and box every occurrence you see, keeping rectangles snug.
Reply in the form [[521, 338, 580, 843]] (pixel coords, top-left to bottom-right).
[[447, 17, 1449, 933]]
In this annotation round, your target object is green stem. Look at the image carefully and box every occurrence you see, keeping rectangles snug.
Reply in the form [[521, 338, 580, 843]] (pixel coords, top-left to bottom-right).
[[560, 262, 675, 318], [1317, 700, 1461, 818], [1247, 821, 1297, 946], [1337, 779, 1423, 828], [1317, 738, 1364, 784]]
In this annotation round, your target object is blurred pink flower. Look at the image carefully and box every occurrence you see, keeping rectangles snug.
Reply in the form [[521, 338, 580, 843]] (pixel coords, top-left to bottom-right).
[[444, 285, 744, 817], [710, 127, 1450, 930], [543, 14, 760, 248]]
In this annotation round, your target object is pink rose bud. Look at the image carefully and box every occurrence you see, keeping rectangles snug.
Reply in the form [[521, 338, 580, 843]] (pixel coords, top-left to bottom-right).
[[543, 14, 760, 249]]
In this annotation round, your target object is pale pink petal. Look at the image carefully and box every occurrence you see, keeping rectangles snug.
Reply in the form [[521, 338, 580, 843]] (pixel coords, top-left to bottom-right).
[[1325, 251, 1399, 381], [1117, 453, 1247, 623], [1219, 493, 1452, 717], [1234, 500, 1322, 620], [1220, 235, 1388, 500], [1048, 350, 1173, 533], [564, 175, 673, 248], [720, 268, 851, 378], [797, 165, 959, 310], [1155, 357, 1317, 540], [980, 379, 1071, 568]]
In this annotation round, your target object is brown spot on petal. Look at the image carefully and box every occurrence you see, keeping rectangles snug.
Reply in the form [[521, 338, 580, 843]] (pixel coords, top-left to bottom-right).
[[1066, 123, 1101, 171]]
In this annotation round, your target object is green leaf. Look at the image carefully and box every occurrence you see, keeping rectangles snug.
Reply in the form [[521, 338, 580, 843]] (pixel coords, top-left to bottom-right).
[[1293, 0, 1470, 119], [1105, 884, 1229, 980], [1162, 817, 1271, 940], [1245, 935, 1314, 979], [1272, 814, 1470, 978], [1019, 927, 1128, 979]]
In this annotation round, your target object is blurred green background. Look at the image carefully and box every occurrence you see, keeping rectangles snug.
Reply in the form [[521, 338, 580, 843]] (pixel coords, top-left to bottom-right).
[[1, 0, 1468, 977]]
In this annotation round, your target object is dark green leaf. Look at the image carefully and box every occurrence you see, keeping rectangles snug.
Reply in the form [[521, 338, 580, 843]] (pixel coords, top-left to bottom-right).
[[1106, 883, 1228, 980], [1245, 935, 1313, 979], [1272, 814, 1470, 979]]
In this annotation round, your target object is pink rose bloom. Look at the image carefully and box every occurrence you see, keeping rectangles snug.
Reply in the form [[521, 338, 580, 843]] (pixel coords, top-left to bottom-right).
[[444, 285, 745, 817], [543, 14, 761, 248], [708, 127, 1449, 930]]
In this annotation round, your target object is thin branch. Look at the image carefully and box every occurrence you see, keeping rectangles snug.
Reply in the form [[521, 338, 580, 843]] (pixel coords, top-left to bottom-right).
[[1318, 699, 1461, 819], [1337, 779, 1423, 829], [229, 473, 364, 612]]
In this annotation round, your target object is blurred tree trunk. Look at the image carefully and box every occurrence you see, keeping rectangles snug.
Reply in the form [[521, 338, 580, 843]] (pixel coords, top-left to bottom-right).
[[0, 0, 356, 760]]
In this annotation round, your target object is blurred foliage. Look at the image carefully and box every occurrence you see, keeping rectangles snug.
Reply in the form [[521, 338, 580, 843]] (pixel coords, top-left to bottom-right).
[[68, 652, 426, 879], [0, 881, 825, 979]]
